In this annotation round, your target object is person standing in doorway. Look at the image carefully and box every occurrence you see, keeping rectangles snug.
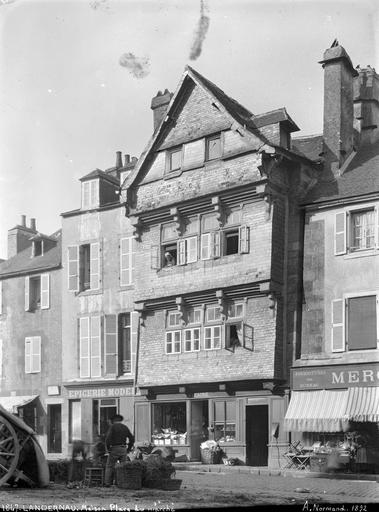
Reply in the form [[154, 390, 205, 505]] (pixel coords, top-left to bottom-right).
[[104, 414, 134, 486]]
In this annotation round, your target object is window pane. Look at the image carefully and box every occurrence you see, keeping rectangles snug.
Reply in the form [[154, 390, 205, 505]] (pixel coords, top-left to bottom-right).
[[170, 150, 181, 170], [351, 210, 375, 250], [207, 136, 221, 160], [204, 327, 211, 349], [69, 400, 81, 442], [348, 296, 377, 350]]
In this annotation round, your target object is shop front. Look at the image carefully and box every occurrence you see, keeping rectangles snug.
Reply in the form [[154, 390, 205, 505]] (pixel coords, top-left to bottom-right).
[[284, 363, 379, 473], [63, 381, 135, 457], [135, 383, 289, 467]]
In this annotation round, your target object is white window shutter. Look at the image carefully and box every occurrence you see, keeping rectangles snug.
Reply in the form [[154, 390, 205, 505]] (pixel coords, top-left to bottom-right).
[[131, 311, 139, 374], [25, 276, 30, 311], [201, 233, 211, 260], [151, 245, 160, 269], [82, 181, 90, 209], [375, 206, 379, 249], [0, 281, 2, 315], [212, 231, 221, 258], [104, 315, 117, 375], [334, 212, 346, 255], [90, 242, 100, 290], [239, 225, 250, 254], [40, 274, 50, 309], [120, 237, 132, 286], [25, 337, 32, 373], [178, 239, 186, 265], [32, 336, 41, 373], [90, 316, 101, 378], [68, 246, 79, 291], [79, 317, 90, 378], [187, 236, 198, 263], [331, 299, 345, 352]]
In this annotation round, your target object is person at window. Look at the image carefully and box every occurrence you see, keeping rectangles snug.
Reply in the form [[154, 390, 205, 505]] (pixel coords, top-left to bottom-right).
[[165, 251, 176, 266], [104, 414, 134, 486]]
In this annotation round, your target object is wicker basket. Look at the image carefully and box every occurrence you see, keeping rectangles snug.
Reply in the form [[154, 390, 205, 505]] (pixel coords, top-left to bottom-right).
[[160, 478, 182, 491], [200, 448, 221, 464], [115, 464, 142, 490]]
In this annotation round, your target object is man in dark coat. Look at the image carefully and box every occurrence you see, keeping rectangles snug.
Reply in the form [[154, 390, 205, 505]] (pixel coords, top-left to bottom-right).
[[104, 414, 134, 486]]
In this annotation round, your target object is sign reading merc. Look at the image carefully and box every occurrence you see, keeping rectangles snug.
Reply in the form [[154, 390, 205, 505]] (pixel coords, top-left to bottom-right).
[[292, 363, 379, 390], [68, 386, 134, 399]]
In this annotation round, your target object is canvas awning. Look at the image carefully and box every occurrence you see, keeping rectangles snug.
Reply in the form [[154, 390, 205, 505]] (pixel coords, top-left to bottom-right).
[[345, 386, 379, 423], [0, 395, 38, 414], [284, 389, 350, 432]]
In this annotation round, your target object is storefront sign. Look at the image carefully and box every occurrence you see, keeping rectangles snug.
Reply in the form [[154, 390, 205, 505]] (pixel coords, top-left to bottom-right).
[[291, 363, 379, 390], [68, 386, 134, 399]]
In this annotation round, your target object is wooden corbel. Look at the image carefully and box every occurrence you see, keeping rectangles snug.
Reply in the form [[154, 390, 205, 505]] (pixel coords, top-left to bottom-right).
[[268, 293, 277, 318], [263, 193, 273, 221], [212, 196, 225, 227], [216, 290, 227, 321], [135, 302, 146, 327], [129, 215, 142, 241], [176, 296, 186, 326], [170, 207, 183, 236]]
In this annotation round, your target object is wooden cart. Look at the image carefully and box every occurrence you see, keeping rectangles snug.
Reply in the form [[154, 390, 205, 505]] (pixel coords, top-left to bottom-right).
[[0, 404, 49, 487]]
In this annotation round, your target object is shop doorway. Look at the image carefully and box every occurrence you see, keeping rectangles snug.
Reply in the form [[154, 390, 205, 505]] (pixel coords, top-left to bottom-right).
[[47, 404, 62, 453], [246, 405, 268, 466], [190, 401, 208, 461], [93, 399, 119, 437]]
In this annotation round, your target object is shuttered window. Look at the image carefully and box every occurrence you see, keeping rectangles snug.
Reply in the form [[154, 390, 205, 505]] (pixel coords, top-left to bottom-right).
[[25, 276, 30, 311], [201, 233, 211, 260], [90, 316, 101, 378], [119, 313, 132, 374], [79, 317, 90, 378], [68, 246, 79, 291], [104, 315, 117, 375], [90, 242, 100, 290], [334, 212, 347, 255], [347, 296, 377, 350], [120, 237, 134, 286], [41, 274, 50, 309], [239, 225, 250, 254], [0, 281, 2, 315], [79, 316, 102, 378], [82, 179, 99, 209], [331, 299, 345, 352], [68, 243, 101, 292], [25, 336, 41, 374]]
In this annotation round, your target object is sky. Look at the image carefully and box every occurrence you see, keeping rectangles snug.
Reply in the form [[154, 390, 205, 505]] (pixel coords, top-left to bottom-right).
[[0, 0, 378, 259]]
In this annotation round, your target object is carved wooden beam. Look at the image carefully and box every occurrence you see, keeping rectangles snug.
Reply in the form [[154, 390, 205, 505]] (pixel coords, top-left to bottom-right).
[[134, 302, 146, 327], [216, 289, 227, 321], [212, 196, 225, 227], [170, 207, 183, 236], [129, 215, 143, 241]]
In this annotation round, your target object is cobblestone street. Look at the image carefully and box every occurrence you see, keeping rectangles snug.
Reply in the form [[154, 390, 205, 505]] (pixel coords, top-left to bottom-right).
[[0, 470, 378, 510]]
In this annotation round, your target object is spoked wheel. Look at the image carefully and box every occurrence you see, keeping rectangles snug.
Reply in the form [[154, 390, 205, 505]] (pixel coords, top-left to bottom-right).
[[0, 416, 20, 486]]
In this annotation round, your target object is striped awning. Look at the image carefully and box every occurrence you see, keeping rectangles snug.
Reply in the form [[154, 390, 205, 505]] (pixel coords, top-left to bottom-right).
[[284, 389, 350, 432], [345, 387, 379, 422]]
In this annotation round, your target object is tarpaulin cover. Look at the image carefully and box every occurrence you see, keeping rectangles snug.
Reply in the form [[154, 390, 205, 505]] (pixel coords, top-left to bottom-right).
[[0, 395, 38, 415]]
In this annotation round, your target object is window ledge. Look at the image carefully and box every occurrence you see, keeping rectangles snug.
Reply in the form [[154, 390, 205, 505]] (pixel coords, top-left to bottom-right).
[[163, 169, 183, 180], [120, 284, 135, 291], [76, 289, 103, 297], [342, 249, 378, 260]]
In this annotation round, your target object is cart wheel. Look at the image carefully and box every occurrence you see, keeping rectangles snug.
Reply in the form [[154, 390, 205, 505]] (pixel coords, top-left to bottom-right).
[[0, 416, 21, 486]]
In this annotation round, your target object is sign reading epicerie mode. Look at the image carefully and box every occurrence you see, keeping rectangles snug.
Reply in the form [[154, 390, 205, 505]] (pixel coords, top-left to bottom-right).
[[68, 386, 134, 399], [291, 363, 379, 390]]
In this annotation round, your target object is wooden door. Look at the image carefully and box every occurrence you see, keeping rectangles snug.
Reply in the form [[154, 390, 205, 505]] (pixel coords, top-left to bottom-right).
[[246, 405, 268, 466]]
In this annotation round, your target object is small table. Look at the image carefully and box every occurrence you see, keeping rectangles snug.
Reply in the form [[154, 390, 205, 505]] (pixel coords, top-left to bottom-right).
[[283, 452, 311, 470]]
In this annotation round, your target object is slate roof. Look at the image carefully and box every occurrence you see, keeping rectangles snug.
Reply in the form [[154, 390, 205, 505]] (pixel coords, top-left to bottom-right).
[[252, 108, 299, 132], [304, 142, 379, 205], [79, 169, 119, 185], [0, 231, 62, 278], [292, 134, 323, 163]]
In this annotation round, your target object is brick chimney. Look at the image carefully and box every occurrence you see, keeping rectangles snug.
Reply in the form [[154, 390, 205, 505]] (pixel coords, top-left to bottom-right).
[[320, 41, 358, 177], [7, 215, 36, 258], [151, 89, 173, 132], [353, 66, 379, 147]]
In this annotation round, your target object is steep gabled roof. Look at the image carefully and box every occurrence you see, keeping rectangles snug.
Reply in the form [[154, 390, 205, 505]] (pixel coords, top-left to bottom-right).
[[80, 169, 119, 185], [0, 231, 61, 278]]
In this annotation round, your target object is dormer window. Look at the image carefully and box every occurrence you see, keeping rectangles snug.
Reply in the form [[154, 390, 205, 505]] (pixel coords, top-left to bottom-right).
[[206, 134, 221, 161], [82, 179, 99, 210], [32, 240, 43, 257], [168, 148, 182, 172]]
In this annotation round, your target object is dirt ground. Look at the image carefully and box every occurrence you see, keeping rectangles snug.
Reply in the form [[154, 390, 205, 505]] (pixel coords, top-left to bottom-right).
[[0, 470, 378, 510]]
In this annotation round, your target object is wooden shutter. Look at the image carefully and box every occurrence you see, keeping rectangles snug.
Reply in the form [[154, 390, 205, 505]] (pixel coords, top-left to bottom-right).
[[334, 212, 346, 255], [201, 233, 211, 260], [331, 299, 345, 352], [239, 225, 250, 254], [177, 239, 186, 265], [120, 237, 132, 286], [243, 324, 254, 351], [90, 242, 100, 290], [131, 311, 139, 374], [31, 336, 41, 373], [25, 337, 32, 373], [104, 315, 117, 375], [187, 236, 198, 263], [79, 317, 90, 378], [0, 280, 2, 315], [67, 246, 79, 291], [212, 231, 221, 258], [90, 316, 101, 378], [40, 274, 50, 309], [151, 245, 160, 270], [376, 207, 379, 249], [24, 276, 30, 311], [135, 402, 151, 443]]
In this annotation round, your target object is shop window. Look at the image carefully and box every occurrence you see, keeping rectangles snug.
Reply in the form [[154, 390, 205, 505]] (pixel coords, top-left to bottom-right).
[[334, 208, 378, 255], [183, 328, 200, 352], [204, 325, 221, 350], [119, 313, 132, 374], [93, 399, 118, 437], [165, 330, 181, 354], [206, 134, 221, 161], [152, 402, 187, 446], [67, 242, 101, 292], [69, 400, 81, 442], [214, 400, 236, 443], [25, 274, 50, 311]]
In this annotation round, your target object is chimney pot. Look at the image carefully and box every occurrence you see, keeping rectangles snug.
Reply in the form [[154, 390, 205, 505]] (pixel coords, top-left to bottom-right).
[[30, 218, 36, 231], [151, 89, 173, 132], [124, 154, 131, 166], [21, 215, 26, 227], [132, 156, 138, 164], [115, 151, 123, 169]]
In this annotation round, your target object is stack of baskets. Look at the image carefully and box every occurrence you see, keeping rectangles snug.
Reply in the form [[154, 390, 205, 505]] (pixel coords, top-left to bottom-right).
[[115, 460, 143, 490]]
